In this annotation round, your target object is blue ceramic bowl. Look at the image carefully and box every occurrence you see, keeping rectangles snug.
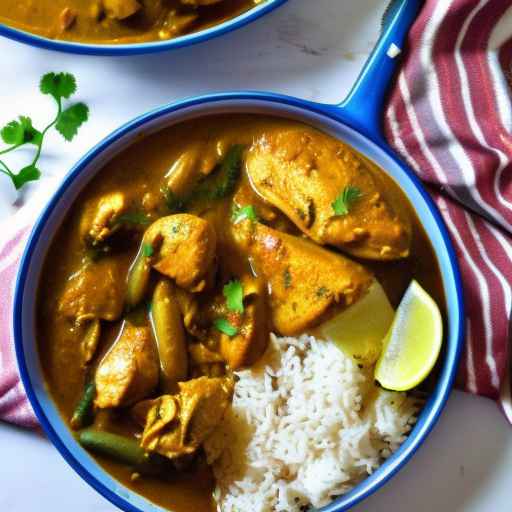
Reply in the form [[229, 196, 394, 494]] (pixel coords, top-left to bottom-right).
[[0, 0, 288, 56], [13, 1, 465, 511]]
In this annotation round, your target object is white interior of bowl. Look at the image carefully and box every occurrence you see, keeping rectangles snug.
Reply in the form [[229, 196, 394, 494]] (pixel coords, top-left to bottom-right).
[[15, 97, 462, 512]]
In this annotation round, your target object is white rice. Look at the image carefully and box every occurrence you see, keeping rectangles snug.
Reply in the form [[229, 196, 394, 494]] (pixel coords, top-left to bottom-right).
[[204, 334, 419, 512]]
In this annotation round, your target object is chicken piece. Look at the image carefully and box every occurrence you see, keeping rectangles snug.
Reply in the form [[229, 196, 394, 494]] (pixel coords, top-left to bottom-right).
[[233, 221, 373, 336], [95, 323, 159, 409], [189, 343, 224, 365], [126, 214, 217, 307], [146, 214, 217, 289], [103, 0, 141, 19], [189, 342, 226, 378], [161, 12, 198, 39], [245, 128, 412, 260], [151, 280, 188, 392], [79, 192, 127, 246], [58, 257, 125, 323], [174, 287, 202, 337], [140, 377, 234, 459], [204, 275, 269, 370]]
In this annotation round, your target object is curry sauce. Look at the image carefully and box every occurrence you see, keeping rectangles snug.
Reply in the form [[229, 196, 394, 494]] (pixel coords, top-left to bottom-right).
[[0, 0, 261, 44], [37, 115, 444, 512]]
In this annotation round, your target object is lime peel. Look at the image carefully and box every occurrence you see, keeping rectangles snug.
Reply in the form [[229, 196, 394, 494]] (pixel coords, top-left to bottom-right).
[[375, 280, 443, 392]]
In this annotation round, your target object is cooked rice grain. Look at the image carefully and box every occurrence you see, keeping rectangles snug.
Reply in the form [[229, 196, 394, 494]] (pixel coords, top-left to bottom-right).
[[204, 334, 419, 512]]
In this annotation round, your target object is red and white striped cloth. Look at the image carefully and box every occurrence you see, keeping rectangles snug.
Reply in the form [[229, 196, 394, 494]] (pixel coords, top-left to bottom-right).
[[1, 0, 512, 428], [384, 0, 512, 422]]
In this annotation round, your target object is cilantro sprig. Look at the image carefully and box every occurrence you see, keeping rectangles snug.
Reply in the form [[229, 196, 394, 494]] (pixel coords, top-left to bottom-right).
[[214, 318, 238, 337], [232, 204, 258, 224], [332, 186, 363, 216], [223, 280, 244, 314], [0, 72, 89, 191], [214, 279, 245, 337]]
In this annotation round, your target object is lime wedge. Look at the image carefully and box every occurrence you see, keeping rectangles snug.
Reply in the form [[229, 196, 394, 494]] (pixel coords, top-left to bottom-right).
[[375, 280, 443, 391], [320, 281, 395, 365]]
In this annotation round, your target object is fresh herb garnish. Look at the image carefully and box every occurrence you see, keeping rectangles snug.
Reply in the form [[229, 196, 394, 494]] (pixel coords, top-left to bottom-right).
[[332, 186, 362, 216], [214, 318, 238, 337], [223, 280, 244, 314], [142, 243, 154, 257], [232, 204, 258, 224], [194, 145, 245, 201], [116, 211, 150, 226], [0, 72, 89, 191], [283, 268, 292, 289], [161, 145, 245, 212], [162, 188, 185, 214], [316, 286, 329, 298]]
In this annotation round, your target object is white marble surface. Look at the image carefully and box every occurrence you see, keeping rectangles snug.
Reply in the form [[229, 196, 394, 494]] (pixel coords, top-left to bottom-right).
[[1, 1, 511, 511]]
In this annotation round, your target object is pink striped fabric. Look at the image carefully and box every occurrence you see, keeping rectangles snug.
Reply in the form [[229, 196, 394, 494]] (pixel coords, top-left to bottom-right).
[[384, 0, 512, 421], [0, 226, 38, 427], [1, 0, 512, 427]]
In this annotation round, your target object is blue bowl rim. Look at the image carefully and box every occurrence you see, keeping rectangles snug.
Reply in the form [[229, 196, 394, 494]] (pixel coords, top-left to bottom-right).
[[0, 0, 288, 56], [13, 91, 465, 512]]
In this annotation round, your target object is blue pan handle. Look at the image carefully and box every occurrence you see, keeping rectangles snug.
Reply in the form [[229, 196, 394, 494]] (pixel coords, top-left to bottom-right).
[[336, 0, 423, 143]]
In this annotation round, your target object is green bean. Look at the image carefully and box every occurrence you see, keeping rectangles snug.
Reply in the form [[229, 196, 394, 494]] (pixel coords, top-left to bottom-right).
[[82, 319, 101, 364], [78, 429, 171, 475], [79, 429, 147, 466], [70, 381, 96, 430], [126, 244, 152, 309], [151, 280, 188, 391]]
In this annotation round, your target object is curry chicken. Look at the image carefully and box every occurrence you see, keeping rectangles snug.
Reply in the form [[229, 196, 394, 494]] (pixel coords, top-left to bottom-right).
[[37, 115, 443, 511], [0, 0, 262, 44]]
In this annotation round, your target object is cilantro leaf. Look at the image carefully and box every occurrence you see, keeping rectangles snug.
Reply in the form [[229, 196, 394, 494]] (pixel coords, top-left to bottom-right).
[[283, 268, 292, 289], [332, 186, 363, 216], [232, 204, 258, 224], [116, 211, 150, 226], [40, 72, 77, 101], [11, 165, 41, 190], [223, 280, 244, 314], [1, 116, 41, 146], [214, 318, 238, 337], [142, 243, 154, 257], [162, 188, 186, 214], [56, 103, 89, 142], [194, 144, 245, 201]]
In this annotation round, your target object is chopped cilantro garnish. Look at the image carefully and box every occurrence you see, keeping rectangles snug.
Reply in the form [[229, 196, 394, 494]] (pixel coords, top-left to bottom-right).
[[142, 243, 154, 257], [0, 72, 89, 191], [232, 204, 258, 224], [162, 188, 186, 214], [283, 268, 292, 289], [116, 211, 150, 226], [332, 186, 363, 216], [214, 318, 238, 337], [316, 286, 329, 298], [194, 145, 245, 201], [223, 280, 244, 314]]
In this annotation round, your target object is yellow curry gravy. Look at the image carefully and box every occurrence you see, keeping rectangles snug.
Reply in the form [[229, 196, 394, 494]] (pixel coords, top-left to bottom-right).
[[0, 0, 260, 44], [37, 115, 444, 512]]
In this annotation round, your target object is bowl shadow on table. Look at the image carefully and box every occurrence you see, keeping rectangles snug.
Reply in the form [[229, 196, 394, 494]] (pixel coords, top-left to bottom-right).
[[351, 391, 509, 512], [106, 0, 384, 102]]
